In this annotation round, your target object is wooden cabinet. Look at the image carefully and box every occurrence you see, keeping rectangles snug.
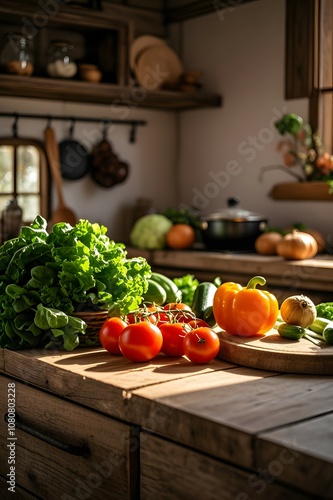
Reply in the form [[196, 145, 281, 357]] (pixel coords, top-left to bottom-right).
[[0, 0, 222, 110], [0, 376, 138, 499], [140, 433, 310, 500], [0, 347, 332, 499]]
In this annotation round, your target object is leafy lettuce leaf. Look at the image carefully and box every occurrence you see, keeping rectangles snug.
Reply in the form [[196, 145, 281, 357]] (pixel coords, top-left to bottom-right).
[[0, 216, 151, 351]]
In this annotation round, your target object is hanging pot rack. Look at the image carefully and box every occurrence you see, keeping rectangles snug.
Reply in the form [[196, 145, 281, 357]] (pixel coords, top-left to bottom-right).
[[0, 112, 147, 143]]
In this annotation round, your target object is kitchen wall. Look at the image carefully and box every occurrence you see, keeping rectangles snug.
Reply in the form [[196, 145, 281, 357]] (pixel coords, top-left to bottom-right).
[[1, 0, 331, 245], [175, 0, 332, 241], [0, 97, 178, 243]]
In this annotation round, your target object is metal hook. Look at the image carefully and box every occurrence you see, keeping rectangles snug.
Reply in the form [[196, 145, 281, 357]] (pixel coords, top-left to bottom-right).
[[69, 117, 75, 137], [102, 120, 109, 139], [130, 123, 137, 144], [12, 113, 19, 137]]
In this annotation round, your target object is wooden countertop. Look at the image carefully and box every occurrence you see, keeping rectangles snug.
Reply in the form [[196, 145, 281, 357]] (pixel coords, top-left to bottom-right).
[[1, 346, 332, 498], [126, 247, 333, 294]]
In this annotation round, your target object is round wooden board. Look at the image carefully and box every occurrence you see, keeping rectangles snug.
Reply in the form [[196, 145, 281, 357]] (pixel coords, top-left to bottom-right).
[[135, 44, 183, 89], [129, 35, 166, 71], [216, 330, 333, 375]]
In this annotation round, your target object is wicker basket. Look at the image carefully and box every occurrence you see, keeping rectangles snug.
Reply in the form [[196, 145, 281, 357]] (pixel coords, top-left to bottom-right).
[[73, 310, 109, 347]]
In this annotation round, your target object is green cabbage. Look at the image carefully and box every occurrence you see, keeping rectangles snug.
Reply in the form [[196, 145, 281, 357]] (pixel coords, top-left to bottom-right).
[[130, 214, 173, 250]]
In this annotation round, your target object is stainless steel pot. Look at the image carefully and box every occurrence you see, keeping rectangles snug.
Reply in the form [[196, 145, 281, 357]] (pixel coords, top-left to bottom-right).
[[199, 197, 267, 251]]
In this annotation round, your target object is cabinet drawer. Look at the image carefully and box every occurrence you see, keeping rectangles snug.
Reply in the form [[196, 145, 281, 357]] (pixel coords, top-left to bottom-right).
[[140, 433, 311, 500], [0, 376, 137, 499]]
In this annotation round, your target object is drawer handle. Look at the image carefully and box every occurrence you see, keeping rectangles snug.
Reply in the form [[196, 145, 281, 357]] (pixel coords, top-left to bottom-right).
[[5, 413, 90, 457]]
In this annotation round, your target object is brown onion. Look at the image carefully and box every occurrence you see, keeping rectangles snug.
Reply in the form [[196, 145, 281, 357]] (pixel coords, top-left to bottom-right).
[[280, 295, 317, 327], [276, 230, 318, 260], [255, 232, 283, 255], [303, 228, 326, 254]]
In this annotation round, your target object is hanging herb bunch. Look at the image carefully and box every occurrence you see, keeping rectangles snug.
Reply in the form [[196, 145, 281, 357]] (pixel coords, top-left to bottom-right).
[[274, 113, 333, 183]]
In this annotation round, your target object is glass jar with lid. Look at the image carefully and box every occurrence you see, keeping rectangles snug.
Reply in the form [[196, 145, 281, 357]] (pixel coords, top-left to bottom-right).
[[1, 33, 34, 76], [46, 41, 77, 78]]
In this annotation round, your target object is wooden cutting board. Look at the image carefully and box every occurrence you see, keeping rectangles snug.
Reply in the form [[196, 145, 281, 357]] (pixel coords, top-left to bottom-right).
[[216, 329, 333, 375]]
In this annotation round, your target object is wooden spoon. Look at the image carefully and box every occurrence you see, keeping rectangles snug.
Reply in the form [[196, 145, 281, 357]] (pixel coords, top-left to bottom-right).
[[44, 126, 78, 227]]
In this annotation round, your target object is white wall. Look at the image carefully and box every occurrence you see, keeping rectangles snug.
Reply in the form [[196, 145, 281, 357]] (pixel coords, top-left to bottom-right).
[[0, 97, 178, 243], [177, 0, 333, 240]]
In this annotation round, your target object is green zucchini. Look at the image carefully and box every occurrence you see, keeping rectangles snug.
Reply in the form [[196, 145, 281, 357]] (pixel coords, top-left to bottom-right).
[[142, 279, 167, 306], [191, 282, 217, 327], [150, 272, 182, 303], [278, 323, 306, 340]]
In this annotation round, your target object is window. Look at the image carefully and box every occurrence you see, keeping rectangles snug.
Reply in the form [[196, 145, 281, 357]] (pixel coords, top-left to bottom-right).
[[316, 0, 333, 152], [0, 139, 50, 241], [286, 0, 333, 148]]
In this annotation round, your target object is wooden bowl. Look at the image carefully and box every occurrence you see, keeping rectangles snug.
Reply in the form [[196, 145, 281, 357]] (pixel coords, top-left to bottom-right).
[[78, 64, 102, 83]]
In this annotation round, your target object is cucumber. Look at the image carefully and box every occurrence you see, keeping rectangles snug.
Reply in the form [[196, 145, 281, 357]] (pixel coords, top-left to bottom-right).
[[278, 323, 306, 340], [191, 282, 217, 327], [142, 279, 167, 306], [308, 317, 333, 334], [323, 325, 333, 345], [150, 272, 182, 303]]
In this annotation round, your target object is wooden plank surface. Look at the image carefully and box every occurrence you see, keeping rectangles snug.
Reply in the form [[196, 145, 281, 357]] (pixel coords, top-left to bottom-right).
[[270, 181, 333, 201], [140, 433, 311, 500], [0, 348, 4, 371], [0, 476, 38, 500], [217, 329, 333, 374], [131, 368, 333, 468], [0, 347, 234, 423], [1, 347, 333, 489], [0, 377, 132, 499], [151, 250, 333, 281], [256, 413, 333, 499]]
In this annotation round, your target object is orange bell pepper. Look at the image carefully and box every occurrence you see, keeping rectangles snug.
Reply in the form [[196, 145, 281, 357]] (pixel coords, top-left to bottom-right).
[[213, 276, 279, 337]]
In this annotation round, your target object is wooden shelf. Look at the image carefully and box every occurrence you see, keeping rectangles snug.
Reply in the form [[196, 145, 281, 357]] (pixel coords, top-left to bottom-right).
[[0, 74, 222, 111], [270, 181, 333, 201], [0, 1, 222, 111]]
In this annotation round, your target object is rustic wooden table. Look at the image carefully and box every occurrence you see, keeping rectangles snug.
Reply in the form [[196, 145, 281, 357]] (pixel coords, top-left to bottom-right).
[[0, 346, 332, 499]]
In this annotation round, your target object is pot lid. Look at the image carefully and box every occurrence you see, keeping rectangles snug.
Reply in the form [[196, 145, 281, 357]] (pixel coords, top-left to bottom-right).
[[201, 197, 266, 222]]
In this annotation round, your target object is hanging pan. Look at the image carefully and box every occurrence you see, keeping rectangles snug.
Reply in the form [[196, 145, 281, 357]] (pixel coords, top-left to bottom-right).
[[59, 119, 89, 180], [89, 123, 129, 188]]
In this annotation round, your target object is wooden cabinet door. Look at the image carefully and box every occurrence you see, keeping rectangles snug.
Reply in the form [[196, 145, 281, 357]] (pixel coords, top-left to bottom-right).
[[0, 376, 138, 499], [140, 433, 312, 500]]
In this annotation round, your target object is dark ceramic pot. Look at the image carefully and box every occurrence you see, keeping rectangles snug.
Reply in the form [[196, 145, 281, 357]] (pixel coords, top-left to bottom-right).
[[199, 197, 267, 251]]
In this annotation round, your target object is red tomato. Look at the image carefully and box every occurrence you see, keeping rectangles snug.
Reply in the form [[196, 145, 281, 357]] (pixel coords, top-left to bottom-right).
[[163, 303, 192, 312], [159, 322, 189, 357], [163, 302, 194, 323], [118, 322, 163, 362], [183, 327, 220, 364], [155, 311, 171, 328], [99, 317, 127, 355], [126, 309, 157, 325], [188, 318, 210, 329]]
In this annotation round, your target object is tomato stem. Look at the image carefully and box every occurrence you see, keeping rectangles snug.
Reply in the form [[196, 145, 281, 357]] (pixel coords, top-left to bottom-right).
[[195, 333, 205, 344], [246, 276, 266, 290]]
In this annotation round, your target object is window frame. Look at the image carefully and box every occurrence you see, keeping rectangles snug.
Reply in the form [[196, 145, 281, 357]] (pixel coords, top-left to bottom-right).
[[0, 137, 50, 224], [286, 0, 333, 145]]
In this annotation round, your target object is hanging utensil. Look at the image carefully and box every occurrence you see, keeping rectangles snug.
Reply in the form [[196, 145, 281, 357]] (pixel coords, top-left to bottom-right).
[[59, 118, 89, 180], [44, 125, 78, 226], [89, 123, 129, 188]]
